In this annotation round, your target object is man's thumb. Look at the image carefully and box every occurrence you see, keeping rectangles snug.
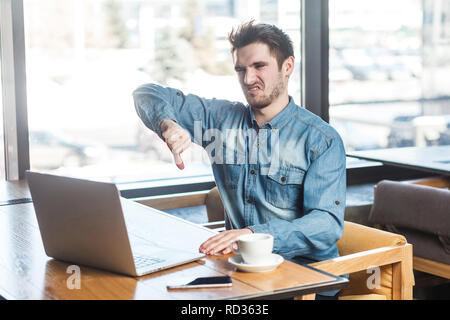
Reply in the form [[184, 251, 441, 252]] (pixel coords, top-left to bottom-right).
[[173, 152, 185, 170]]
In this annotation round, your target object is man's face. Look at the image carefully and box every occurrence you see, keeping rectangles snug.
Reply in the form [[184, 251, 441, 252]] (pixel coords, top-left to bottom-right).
[[233, 42, 288, 109]]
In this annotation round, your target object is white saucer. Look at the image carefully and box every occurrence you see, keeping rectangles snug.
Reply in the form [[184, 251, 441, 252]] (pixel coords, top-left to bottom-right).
[[228, 254, 284, 273]]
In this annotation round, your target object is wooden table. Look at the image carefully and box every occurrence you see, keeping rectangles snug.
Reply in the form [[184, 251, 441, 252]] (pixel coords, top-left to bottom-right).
[[347, 145, 450, 176], [0, 180, 347, 300]]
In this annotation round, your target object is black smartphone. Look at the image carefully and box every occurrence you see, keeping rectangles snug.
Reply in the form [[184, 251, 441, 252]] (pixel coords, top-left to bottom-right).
[[166, 276, 232, 289]]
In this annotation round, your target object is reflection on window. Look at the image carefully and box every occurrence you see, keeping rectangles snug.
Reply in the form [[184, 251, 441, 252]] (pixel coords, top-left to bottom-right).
[[24, 0, 301, 184], [329, 0, 450, 151]]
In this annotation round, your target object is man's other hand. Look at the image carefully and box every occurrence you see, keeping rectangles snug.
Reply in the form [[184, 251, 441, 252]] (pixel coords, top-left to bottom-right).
[[160, 119, 192, 170], [199, 228, 253, 255]]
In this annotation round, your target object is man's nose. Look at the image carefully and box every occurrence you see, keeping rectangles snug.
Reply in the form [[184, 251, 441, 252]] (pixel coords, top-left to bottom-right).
[[244, 68, 257, 85]]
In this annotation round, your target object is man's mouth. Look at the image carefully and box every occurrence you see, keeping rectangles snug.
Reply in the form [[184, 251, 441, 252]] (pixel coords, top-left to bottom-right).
[[247, 85, 262, 94]]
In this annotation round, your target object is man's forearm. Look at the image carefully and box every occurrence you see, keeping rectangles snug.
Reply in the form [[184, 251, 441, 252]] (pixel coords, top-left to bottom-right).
[[133, 84, 178, 140], [133, 85, 193, 169]]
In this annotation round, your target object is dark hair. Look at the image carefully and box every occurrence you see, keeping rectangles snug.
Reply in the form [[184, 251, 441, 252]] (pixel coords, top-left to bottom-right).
[[228, 20, 294, 69]]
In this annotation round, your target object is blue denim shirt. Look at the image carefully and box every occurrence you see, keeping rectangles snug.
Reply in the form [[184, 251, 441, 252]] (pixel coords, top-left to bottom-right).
[[133, 83, 347, 263]]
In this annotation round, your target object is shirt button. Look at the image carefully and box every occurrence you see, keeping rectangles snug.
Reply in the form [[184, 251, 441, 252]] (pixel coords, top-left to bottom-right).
[[335, 200, 340, 205], [247, 199, 253, 204], [250, 170, 255, 175], [280, 177, 286, 182], [273, 126, 278, 130], [176, 92, 181, 96]]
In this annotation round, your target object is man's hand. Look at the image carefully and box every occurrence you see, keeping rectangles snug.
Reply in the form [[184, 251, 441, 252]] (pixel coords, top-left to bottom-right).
[[199, 228, 253, 255], [160, 119, 192, 170]]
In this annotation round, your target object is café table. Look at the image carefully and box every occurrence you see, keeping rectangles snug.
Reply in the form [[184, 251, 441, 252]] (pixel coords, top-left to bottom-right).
[[0, 180, 347, 300], [347, 145, 450, 176]]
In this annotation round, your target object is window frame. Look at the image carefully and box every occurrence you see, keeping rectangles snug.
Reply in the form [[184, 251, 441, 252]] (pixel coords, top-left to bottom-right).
[[0, 0, 30, 181], [0, 0, 433, 195]]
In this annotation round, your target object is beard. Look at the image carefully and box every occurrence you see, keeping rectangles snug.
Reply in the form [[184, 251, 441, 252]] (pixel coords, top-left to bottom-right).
[[245, 75, 285, 109]]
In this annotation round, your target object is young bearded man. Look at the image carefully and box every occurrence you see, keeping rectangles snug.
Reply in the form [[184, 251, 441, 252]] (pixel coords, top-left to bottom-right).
[[133, 22, 347, 297]]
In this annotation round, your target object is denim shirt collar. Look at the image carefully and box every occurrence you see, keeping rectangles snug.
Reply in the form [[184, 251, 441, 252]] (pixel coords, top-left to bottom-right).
[[247, 96, 296, 129]]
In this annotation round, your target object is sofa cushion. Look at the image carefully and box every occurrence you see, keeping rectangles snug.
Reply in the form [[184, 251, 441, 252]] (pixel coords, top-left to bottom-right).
[[369, 180, 450, 264], [369, 180, 450, 236]]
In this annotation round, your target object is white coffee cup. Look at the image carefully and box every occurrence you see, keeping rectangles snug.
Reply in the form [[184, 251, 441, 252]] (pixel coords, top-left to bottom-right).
[[231, 233, 274, 265]]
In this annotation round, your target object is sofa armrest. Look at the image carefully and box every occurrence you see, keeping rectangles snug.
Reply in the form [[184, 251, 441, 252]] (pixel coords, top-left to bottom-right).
[[310, 244, 409, 275], [310, 243, 414, 300]]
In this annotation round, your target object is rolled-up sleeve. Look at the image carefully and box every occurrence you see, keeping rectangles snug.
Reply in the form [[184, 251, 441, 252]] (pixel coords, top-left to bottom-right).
[[133, 84, 179, 140], [133, 83, 231, 144]]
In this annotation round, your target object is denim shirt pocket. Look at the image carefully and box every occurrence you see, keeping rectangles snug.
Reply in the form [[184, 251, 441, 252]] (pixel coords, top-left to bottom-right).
[[266, 167, 305, 209]]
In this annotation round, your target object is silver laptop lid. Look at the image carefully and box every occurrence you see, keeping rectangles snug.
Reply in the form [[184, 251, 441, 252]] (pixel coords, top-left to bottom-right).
[[26, 170, 137, 276]]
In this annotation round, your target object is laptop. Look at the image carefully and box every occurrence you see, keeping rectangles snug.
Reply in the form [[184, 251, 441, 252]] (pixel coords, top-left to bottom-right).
[[25, 170, 205, 277]]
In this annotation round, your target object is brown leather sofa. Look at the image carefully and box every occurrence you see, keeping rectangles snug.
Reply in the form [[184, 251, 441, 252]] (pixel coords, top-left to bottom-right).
[[369, 179, 450, 281]]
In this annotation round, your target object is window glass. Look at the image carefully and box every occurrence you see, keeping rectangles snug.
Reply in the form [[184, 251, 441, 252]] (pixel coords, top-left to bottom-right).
[[0, 41, 5, 180], [24, 0, 301, 184], [329, 0, 450, 151]]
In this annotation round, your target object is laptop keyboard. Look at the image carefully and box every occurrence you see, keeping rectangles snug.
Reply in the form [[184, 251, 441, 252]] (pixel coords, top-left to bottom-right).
[[133, 255, 164, 269]]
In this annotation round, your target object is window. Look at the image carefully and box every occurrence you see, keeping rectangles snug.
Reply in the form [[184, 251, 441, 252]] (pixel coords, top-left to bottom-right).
[[0, 5, 6, 181], [0, 47, 4, 181], [329, 0, 450, 151], [23, 0, 301, 185]]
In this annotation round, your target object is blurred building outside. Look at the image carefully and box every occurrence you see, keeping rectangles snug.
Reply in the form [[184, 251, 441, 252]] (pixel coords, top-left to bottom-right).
[[329, 0, 450, 151]]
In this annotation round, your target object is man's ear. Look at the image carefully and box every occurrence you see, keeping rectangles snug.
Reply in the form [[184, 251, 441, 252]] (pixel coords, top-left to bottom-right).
[[283, 56, 295, 78]]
